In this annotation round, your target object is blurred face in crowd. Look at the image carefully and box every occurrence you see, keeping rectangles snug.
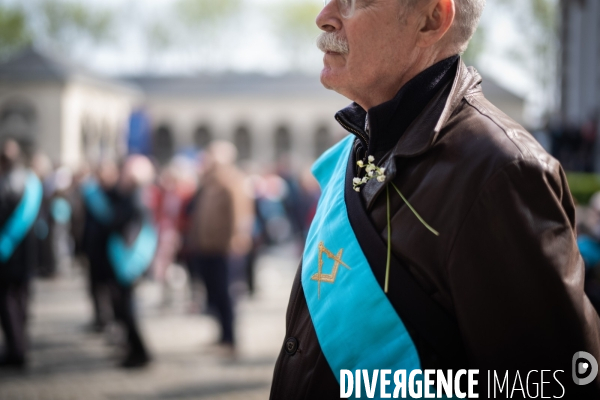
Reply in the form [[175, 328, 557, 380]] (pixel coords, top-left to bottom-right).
[[98, 161, 119, 189], [0, 139, 21, 171], [119, 155, 155, 192], [206, 141, 237, 169], [316, 0, 456, 110]]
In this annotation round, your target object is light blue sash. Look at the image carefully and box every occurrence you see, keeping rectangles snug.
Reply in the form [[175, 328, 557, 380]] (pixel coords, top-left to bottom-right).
[[81, 179, 114, 225], [0, 172, 43, 262], [302, 136, 420, 397], [51, 197, 72, 225], [108, 219, 158, 285], [81, 179, 157, 284]]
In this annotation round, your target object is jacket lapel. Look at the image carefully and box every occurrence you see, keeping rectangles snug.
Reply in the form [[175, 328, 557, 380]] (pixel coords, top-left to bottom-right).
[[361, 61, 483, 209]]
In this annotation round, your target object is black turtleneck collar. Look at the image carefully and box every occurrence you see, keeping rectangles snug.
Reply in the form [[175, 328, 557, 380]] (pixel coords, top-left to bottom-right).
[[334, 55, 459, 159]]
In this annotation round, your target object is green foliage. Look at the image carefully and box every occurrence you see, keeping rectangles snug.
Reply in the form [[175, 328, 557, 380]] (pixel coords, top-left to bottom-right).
[[0, 5, 31, 59], [531, 0, 557, 31], [175, 0, 242, 27], [270, 0, 322, 69], [566, 172, 600, 205], [41, 0, 114, 46], [494, 0, 559, 111], [146, 22, 172, 52], [276, 1, 322, 41], [0, 0, 115, 58]]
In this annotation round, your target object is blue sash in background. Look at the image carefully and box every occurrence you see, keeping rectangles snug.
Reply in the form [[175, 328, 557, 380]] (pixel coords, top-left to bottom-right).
[[108, 220, 158, 285], [51, 197, 72, 225], [81, 179, 157, 285], [302, 136, 420, 398], [0, 172, 43, 262], [81, 179, 114, 225]]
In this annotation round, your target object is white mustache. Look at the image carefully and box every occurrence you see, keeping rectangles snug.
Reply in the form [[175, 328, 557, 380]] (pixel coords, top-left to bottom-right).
[[316, 32, 349, 54]]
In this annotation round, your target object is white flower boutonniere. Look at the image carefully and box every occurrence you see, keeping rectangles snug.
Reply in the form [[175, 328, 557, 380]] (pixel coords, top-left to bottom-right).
[[353, 155, 386, 192], [353, 155, 440, 293]]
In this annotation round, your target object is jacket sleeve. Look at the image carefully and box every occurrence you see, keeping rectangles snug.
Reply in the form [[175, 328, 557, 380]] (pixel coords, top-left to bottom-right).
[[446, 158, 600, 378]]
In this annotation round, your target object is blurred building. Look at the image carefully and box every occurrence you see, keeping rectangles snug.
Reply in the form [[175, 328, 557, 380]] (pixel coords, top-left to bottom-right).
[[126, 74, 349, 167], [0, 48, 526, 168], [129, 73, 526, 168], [0, 48, 141, 166], [560, 0, 600, 125], [560, 0, 600, 171]]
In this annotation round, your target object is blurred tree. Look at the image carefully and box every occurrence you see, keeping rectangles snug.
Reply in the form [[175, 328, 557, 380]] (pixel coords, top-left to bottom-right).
[[144, 20, 173, 65], [0, 0, 115, 60], [171, 0, 242, 70], [271, 0, 322, 70], [496, 0, 559, 111], [0, 5, 31, 59], [175, 0, 241, 26], [41, 0, 114, 46], [146, 22, 172, 52]]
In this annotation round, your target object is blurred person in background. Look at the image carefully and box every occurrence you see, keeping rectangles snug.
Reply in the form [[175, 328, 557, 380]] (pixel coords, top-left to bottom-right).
[[80, 160, 119, 333], [244, 173, 268, 296], [226, 153, 255, 302], [581, 112, 598, 173], [254, 173, 293, 247], [275, 157, 303, 246], [577, 192, 600, 312], [0, 140, 43, 368], [69, 164, 89, 270], [30, 152, 56, 278], [49, 166, 75, 274], [104, 155, 156, 368], [179, 152, 208, 313], [149, 166, 181, 306], [183, 141, 250, 357], [149, 159, 197, 307], [297, 167, 321, 242]]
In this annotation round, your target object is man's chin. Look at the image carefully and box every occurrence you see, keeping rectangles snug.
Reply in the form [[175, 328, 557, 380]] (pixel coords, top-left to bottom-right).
[[319, 67, 338, 91], [320, 75, 333, 90]]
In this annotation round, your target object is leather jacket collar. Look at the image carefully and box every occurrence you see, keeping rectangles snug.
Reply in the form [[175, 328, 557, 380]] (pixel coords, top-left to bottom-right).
[[391, 59, 483, 159], [338, 59, 484, 206], [334, 55, 459, 159]]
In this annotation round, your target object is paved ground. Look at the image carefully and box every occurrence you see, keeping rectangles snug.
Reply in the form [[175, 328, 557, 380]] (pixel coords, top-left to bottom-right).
[[0, 248, 298, 400]]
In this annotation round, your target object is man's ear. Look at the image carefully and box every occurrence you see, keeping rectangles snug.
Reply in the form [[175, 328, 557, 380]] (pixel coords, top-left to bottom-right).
[[415, 0, 455, 49]]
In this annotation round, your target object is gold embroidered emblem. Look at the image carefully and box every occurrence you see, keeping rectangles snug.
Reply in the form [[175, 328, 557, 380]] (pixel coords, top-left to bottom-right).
[[311, 241, 351, 299]]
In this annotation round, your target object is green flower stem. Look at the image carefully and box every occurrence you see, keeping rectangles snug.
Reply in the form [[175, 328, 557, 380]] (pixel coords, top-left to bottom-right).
[[390, 182, 439, 237], [385, 185, 391, 293]]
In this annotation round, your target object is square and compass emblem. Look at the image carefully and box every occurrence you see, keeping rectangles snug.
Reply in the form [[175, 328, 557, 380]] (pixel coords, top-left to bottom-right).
[[311, 241, 351, 299]]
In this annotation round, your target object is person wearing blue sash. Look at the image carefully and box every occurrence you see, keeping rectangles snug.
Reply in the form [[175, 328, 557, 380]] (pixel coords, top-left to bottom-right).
[[108, 156, 156, 368], [270, 0, 600, 398], [0, 140, 42, 369], [80, 156, 157, 368], [81, 161, 120, 333]]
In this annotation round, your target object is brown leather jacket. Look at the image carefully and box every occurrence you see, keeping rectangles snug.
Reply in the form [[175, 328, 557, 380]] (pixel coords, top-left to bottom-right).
[[270, 60, 600, 399]]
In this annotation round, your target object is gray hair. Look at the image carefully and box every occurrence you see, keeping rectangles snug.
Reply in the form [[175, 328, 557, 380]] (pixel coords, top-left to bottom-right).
[[405, 0, 486, 54], [452, 0, 486, 53]]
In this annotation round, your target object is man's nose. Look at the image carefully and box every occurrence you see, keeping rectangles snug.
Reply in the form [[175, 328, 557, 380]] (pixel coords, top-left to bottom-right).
[[316, 1, 342, 32]]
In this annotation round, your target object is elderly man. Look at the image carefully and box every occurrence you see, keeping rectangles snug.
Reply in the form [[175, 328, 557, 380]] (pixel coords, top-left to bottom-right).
[[270, 0, 600, 398]]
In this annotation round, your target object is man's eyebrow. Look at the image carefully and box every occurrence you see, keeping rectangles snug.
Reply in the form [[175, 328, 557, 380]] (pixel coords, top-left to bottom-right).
[[358, 0, 378, 7]]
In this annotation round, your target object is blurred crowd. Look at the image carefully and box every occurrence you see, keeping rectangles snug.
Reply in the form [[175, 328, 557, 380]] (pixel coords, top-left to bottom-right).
[[577, 193, 600, 315], [541, 113, 599, 172], [0, 139, 321, 369]]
